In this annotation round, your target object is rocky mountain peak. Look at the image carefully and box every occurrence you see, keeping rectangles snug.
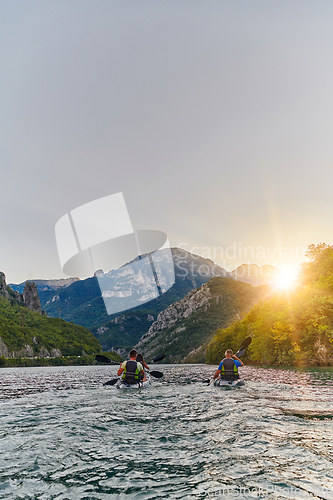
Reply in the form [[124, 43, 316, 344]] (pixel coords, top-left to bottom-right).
[[23, 281, 42, 314], [0, 272, 23, 304], [0, 272, 11, 299]]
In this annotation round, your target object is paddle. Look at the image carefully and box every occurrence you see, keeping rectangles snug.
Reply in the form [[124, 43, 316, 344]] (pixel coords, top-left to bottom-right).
[[103, 378, 119, 386], [203, 337, 252, 384], [96, 354, 119, 364], [148, 370, 163, 378], [235, 337, 252, 357], [152, 354, 165, 363], [203, 378, 214, 385]]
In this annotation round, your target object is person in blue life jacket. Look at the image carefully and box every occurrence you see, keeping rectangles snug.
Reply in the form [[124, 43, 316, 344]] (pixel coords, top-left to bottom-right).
[[118, 349, 144, 385], [212, 349, 244, 382]]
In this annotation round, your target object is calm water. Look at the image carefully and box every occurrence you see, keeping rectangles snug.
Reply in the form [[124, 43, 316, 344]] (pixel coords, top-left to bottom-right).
[[0, 364, 333, 500]]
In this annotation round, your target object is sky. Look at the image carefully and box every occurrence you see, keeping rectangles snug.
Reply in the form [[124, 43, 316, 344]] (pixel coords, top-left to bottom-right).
[[2, 0, 333, 283]]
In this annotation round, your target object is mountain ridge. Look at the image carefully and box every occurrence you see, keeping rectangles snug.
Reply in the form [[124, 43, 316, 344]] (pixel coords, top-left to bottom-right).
[[9, 277, 80, 293], [231, 263, 280, 286]]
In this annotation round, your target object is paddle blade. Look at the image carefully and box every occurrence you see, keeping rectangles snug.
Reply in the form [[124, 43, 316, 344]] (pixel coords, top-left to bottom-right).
[[96, 354, 111, 364], [103, 379, 119, 386], [235, 337, 252, 356], [149, 370, 163, 378], [240, 337, 252, 350], [202, 379, 211, 384], [152, 354, 165, 363]]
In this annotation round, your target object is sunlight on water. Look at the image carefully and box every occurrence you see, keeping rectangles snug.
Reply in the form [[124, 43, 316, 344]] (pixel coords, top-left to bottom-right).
[[0, 365, 332, 499]]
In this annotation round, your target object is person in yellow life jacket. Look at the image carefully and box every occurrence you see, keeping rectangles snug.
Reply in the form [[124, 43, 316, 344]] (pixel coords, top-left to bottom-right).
[[136, 353, 150, 382], [212, 349, 244, 382], [118, 349, 144, 385]]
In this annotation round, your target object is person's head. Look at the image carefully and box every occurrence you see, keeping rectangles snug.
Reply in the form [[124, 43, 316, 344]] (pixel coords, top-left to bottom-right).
[[129, 349, 137, 359], [225, 349, 233, 358], [136, 353, 144, 364]]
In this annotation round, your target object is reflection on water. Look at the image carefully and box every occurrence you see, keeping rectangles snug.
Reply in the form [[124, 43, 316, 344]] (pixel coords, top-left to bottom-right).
[[0, 364, 332, 499]]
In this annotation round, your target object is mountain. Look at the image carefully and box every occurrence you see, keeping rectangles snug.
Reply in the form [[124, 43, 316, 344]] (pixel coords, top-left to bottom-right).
[[231, 264, 280, 286], [0, 273, 101, 361], [135, 277, 270, 363], [8, 248, 231, 351], [90, 249, 233, 351], [9, 277, 80, 293]]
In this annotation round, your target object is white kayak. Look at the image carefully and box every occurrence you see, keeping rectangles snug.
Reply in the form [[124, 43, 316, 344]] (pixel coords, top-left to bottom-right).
[[213, 378, 245, 388], [116, 373, 151, 389]]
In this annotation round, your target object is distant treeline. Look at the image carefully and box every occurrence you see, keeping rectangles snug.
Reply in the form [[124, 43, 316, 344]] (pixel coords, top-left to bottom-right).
[[206, 244, 333, 366], [0, 351, 123, 368]]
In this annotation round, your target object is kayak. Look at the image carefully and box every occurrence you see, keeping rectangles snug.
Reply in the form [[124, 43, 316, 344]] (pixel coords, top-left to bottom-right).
[[213, 378, 245, 388], [116, 373, 151, 389]]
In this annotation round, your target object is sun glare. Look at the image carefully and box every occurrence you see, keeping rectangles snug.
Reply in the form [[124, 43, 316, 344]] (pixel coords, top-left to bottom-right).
[[275, 269, 297, 289]]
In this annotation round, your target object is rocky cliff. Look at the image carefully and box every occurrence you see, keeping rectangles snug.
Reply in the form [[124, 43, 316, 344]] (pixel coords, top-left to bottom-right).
[[0, 272, 23, 304], [23, 281, 43, 314], [1, 273, 46, 315], [0, 274, 48, 357], [0, 272, 11, 299]]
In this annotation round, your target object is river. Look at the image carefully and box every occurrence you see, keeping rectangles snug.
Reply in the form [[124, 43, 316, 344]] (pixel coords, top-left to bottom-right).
[[0, 364, 332, 499]]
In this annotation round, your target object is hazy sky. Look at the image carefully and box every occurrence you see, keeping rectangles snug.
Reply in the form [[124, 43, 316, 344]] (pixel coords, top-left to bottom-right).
[[2, 0, 333, 283]]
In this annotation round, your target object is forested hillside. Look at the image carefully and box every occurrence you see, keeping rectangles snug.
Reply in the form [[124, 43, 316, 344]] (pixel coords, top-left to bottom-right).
[[206, 244, 333, 366], [0, 295, 101, 363]]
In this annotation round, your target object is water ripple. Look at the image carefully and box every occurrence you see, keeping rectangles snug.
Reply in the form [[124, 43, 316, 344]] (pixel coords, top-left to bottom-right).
[[0, 365, 333, 499]]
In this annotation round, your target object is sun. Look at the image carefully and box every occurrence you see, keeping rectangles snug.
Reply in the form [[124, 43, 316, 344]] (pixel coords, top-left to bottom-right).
[[275, 269, 297, 289]]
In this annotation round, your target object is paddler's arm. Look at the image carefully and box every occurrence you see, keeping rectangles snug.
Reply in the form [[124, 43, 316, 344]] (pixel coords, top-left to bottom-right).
[[118, 362, 124, 376], [232, 355, 244, 366], [212, 369, 221, 380]]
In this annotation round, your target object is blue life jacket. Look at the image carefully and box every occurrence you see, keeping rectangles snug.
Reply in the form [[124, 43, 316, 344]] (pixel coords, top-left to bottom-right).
[[221, 358, 239, 381], [123, 360, 140, 384]]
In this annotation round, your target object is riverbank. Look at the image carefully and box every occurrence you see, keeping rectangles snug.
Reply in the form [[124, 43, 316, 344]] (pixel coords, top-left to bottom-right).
[[0, 351, 123, 368]]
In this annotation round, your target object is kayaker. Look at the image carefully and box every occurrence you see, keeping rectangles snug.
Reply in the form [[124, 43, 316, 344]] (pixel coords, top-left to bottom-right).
[[118, 349, 144, 385], [212, 349, 244, 382], [136, 353, 150, 382]]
